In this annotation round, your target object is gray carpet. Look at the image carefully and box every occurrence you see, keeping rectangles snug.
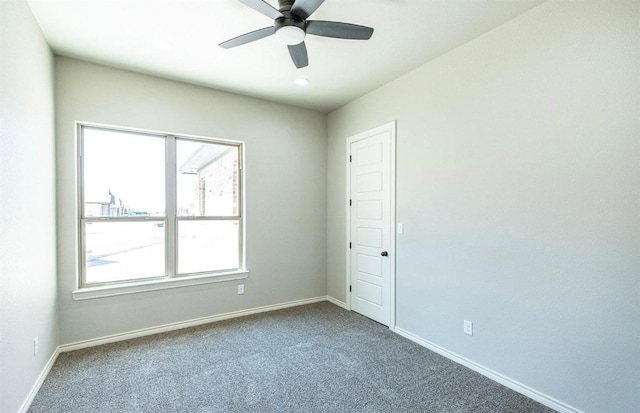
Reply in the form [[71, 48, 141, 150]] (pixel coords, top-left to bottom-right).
[[29, 302, 555, 413]]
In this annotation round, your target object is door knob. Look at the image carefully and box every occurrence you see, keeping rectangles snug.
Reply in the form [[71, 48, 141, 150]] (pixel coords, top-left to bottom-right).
[[381, 251, 388, 257]]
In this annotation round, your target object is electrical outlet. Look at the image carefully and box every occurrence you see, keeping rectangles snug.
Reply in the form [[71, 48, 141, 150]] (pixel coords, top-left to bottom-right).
[[397, 223, 404, 234], [34, 337, 39, 356], [464, 320, 473, 336], [237, 284, 244, 295]]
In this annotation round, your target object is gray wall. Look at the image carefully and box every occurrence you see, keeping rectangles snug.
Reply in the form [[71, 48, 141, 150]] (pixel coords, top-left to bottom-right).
[[327, 1, 639, 412], [0, 1, 59, 412], [55, 58, 327, 344]]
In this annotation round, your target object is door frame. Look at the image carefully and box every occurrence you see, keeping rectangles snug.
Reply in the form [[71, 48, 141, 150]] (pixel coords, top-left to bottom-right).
[[345, 121, 397, 331]]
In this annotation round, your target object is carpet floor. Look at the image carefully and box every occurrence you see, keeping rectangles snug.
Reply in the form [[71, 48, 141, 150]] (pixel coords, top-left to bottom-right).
[[29, 302, 555, 412]]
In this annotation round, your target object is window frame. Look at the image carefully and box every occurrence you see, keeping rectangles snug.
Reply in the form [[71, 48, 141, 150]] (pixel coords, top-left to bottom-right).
[[75, 122, 246, 299]]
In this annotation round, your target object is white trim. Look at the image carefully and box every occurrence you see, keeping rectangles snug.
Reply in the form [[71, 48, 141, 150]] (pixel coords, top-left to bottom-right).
[[394, 327, 582, 413], [60, 296, 327, 351], [389, 122, 397, 331], [166, 134, 177, 277], [345, 137, 352, 312], [18, 348, 61, 413], [326, 296, 348, 309], [76, 120, 246, 146], [18, 297, 579, 413], [345, 121, 397, 329], [72, 270, 249, 300]]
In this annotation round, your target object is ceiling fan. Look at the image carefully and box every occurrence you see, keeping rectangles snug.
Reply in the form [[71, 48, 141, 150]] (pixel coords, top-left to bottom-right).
[[219, 0, 374, 69]]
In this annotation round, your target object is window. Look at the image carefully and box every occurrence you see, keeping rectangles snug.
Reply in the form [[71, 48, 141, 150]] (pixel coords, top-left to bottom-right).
[[78, 124, 243, 290]]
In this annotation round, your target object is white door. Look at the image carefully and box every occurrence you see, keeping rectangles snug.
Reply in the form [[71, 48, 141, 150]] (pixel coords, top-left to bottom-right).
[[348, 122, 395, 326]]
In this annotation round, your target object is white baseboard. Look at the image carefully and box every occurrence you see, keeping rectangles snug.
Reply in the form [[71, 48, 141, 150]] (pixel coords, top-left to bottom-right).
[[18, 347, 60, 413], [325, 295, 348, 309], [394, 327, 581, 413], [23, 298, 576, 413], [59, 296, 328, 352]]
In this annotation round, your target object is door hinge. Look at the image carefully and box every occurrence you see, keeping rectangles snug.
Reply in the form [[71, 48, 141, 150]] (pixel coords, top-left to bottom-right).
[[349, 199, 352, 206], [349, 155, 352, 162], [349, 242, 352, 249], [349, 285, 352, 292]]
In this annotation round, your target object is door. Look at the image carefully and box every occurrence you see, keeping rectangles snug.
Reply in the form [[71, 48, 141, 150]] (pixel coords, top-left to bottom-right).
[[347, 122, 395, 327]]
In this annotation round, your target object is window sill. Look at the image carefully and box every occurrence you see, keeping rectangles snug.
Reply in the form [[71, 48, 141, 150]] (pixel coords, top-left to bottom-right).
[[72, 270, 249, 301]]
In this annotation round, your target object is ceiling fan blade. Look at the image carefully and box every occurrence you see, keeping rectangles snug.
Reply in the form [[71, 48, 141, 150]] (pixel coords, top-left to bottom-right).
[[238, 0, 283, 20], [288, 42, 308, 68], [290, 0, 325, 20], [219, 26, 276, 49], [306, 21, 374, 40]]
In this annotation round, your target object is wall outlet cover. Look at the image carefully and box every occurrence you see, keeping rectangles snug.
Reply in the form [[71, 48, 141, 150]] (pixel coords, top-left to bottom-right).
[[464, 320, 473, 336]]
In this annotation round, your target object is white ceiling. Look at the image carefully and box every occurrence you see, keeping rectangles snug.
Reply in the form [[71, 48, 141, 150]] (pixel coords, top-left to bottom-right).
[[27, 0, 545, 112]]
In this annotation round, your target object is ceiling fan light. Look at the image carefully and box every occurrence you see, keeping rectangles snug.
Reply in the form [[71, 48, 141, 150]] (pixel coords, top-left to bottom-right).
[[275, 26, 306, 45]]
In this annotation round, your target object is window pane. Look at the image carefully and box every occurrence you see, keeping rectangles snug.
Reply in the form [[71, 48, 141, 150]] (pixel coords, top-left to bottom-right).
[[83, 128, 165, 217], [178, 220, 240, 274], [84, 221, 165, 284], [177, 139, 239, 217]]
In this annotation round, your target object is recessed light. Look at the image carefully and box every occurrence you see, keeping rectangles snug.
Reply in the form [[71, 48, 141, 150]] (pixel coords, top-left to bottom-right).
[[294, 78, 310, 86]]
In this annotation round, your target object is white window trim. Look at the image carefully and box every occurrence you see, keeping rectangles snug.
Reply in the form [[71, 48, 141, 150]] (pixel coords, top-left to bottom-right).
[[72, 270, 249, 301], [74, 121, 248, 300]]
